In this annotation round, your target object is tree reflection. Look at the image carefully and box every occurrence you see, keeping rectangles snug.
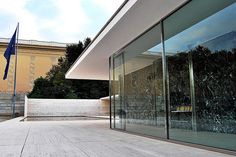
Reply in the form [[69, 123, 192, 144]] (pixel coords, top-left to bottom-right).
[[168, 46, 236, 133]]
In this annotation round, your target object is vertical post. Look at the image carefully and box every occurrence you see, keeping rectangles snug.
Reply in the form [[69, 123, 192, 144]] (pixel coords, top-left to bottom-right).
[[121, 52, 126, 130], [12, 23, 19, 118], [161, 20, 170, 139], [112, 56, 116, 129], [109, 57, 112, 129]]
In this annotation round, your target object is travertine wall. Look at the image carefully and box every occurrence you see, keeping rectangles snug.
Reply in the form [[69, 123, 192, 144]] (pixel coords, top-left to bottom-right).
[[25, 97, 109, 117], [0, 93, 25, 116]]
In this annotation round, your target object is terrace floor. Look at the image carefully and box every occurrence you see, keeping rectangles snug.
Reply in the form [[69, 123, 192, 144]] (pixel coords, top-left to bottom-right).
[[0, 117, 235, 157]]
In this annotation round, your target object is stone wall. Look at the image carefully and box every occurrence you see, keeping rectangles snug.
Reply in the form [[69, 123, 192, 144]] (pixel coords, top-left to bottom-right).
[[124, 63, 165, 126], [0, 92, 25, 116], [25, 97, 109, 117]]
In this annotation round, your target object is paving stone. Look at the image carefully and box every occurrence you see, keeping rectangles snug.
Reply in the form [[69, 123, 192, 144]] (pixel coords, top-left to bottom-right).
[[0, 118, 234, 157]]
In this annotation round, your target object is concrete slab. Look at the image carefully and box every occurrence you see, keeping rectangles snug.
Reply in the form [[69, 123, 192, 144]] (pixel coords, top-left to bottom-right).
[[0, 118, 235, 157]]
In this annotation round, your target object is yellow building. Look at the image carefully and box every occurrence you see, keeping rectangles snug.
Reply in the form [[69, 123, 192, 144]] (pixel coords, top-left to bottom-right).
[[0, 38, 66, 93]]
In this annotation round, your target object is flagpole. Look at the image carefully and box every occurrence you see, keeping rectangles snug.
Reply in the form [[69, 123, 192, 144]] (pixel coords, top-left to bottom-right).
[[12, 23, 19, 118]]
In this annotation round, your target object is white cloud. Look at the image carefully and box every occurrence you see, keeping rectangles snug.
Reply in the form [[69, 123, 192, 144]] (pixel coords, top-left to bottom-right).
[[54, 1, 88, 33], [0, 0, 124, 43], [0, 0, 42, 40]]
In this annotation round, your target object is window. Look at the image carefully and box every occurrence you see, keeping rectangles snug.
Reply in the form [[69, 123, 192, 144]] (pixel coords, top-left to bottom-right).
[[110, 0, 236, 151]]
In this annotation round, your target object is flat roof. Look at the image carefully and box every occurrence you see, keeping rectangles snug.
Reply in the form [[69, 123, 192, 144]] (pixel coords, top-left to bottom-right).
[[0, 38, 68, 48], [66, 0, 188, 80]]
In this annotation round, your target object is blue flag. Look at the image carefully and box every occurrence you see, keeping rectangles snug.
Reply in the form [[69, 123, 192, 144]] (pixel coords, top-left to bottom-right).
[[3, 29, 17, 80]]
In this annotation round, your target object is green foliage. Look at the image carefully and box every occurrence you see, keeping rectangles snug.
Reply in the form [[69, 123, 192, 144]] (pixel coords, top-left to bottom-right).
[[28, 77, 53, 98], [65, 38, 91, 66], [28, 37, 109, 99]]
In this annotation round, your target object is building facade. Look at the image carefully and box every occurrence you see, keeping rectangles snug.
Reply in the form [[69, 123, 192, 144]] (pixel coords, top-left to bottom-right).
[[66, 0, 236, 153], [0, 38, 66, 93], [0, 39, 66, 116]]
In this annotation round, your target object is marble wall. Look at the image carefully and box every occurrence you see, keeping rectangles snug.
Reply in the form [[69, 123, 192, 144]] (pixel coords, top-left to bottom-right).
[[25, 97, 109, 117]]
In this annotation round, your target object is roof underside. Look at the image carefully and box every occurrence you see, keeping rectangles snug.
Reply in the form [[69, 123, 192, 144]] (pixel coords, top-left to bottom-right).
[[66, 0, 187, 80]]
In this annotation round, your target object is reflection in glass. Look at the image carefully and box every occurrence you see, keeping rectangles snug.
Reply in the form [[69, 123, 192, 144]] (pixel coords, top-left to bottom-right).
[[124, 51, 165, 137], [110, 24, 166, 138], [110, 0, 236, 151], [165, 1, 236, 151], [112, 53, 125, 130]]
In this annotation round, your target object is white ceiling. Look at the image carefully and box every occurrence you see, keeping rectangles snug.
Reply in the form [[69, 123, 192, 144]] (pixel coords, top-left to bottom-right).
[[65, 0, 187, 80]]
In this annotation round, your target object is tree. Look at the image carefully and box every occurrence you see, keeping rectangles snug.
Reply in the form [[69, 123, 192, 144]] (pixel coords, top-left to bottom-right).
[[65, 38, 91, 66], [28, 37, 109, 99], [28, 77, 53, 98]]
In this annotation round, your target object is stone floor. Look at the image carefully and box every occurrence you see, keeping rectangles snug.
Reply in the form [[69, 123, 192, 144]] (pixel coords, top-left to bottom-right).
[[0, 117, 235, 157]]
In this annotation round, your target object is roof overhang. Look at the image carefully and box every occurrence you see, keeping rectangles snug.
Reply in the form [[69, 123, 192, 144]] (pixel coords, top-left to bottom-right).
[[66, 0, 188, 80]]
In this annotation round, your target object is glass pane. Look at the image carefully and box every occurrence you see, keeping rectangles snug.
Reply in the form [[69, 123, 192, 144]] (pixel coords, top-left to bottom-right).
[[164, 0, 236, 151], [112, 53, 125, 130], [109, 57, 114, 129], [122, 24, 166, 138]]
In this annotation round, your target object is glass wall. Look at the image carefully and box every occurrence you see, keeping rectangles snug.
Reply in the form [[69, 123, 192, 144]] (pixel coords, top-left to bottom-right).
[[110, 0, 236, 151], [165, 0, 236, 151], [110, 23, 166, 138]]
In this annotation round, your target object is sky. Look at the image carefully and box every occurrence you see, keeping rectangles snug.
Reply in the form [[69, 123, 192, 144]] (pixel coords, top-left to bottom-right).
[[149, 2, 236, 53], [0, 0, 124, 43]]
